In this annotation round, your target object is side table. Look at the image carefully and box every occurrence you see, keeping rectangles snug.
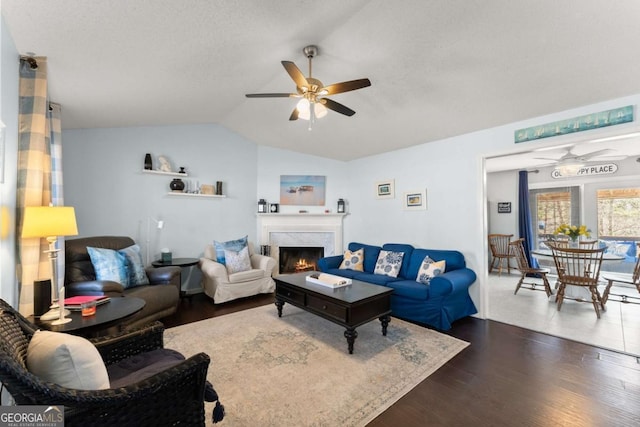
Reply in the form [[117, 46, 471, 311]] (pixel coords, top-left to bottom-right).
[[32, 297, 145, 337], [151, 257, 200, 298]]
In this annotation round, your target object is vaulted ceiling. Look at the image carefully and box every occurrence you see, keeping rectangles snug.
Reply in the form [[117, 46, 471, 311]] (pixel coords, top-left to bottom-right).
[[4, 1, 640, 165]]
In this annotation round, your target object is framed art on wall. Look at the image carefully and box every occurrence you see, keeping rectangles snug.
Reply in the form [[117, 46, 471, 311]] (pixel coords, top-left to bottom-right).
[[403, 189, 427, 210], [279, 175, 326, 206], [376, 180, 395, 199]]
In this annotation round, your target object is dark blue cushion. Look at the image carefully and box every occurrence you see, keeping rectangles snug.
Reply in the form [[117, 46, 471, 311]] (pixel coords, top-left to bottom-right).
[[385, 280, 429, 300], [321, 268, 361, 279], [381, 243, 414, 278], [352, 272, 403, 286], [348, 242, 382, 273]]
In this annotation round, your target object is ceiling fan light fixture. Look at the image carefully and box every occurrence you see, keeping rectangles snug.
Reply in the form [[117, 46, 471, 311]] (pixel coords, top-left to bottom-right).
[[296, 99, 327, 121], [556, 162, 584, 176]]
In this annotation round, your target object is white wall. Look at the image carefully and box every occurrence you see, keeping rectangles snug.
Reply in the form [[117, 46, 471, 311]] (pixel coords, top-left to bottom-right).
[[0, 14, 19, 305], [62, 124, 259, 293]]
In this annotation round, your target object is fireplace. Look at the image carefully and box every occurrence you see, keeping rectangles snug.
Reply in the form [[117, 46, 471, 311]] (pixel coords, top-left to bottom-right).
[[279, 246, 324, 274]]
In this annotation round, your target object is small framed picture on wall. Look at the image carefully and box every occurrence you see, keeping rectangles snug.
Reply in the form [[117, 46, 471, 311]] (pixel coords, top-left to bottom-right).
[[376, 180, 395, 199], [403, 189, 427, 210]]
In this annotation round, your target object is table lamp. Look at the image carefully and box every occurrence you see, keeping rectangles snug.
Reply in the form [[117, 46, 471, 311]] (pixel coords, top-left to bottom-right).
[[21, 206, 78, 325]]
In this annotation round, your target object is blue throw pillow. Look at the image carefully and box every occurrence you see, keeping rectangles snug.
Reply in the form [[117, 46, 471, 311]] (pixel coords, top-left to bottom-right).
[[118, 244, 150, 287], [87, 247, 128, 286], [213, 235, 248, 265]]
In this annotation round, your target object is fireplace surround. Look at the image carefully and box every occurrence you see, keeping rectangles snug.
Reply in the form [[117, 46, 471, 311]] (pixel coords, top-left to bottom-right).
[[257, 213, 345, 275]]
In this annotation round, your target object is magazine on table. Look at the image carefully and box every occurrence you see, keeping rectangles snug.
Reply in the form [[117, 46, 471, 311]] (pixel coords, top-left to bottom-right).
[[63, 295, 110, 310]]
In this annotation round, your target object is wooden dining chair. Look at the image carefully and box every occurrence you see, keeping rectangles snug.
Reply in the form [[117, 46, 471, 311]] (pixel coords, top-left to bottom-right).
[[578, 240, 599, 249], [547, 243, 606, 318], [488, 234, 515, 275], [509, 238, 552, 297], [601, 255, 640, 304]]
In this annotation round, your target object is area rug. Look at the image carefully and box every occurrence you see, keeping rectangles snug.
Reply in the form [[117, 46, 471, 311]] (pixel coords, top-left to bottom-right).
[[164, 304, 469, 426]]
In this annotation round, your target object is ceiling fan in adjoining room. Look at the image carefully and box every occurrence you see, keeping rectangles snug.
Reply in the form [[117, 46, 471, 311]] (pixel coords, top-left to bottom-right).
[[245, 45, 371, 129], [534, 145, 627, 175]]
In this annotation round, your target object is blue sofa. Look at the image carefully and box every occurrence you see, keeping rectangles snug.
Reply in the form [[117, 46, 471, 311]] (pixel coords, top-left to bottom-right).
[[318, 242, 477, 330]]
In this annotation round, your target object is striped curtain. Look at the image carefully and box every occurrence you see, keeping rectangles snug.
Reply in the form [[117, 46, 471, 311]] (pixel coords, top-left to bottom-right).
[[16, 57, 53, 316]]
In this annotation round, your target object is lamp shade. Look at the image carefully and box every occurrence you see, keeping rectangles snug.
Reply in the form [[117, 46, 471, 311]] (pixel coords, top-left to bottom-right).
[[21, 206, 78, 239]]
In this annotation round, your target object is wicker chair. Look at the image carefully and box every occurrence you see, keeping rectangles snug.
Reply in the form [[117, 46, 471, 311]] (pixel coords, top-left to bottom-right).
[[488, 234, 515, 275], [0, 299, 223, 426], [547, 244, 606, 318], [509, 238, 552, 297]]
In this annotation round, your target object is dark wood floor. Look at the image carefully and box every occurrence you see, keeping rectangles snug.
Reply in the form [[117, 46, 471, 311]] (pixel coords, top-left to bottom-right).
[[163, 293, 640, 426]]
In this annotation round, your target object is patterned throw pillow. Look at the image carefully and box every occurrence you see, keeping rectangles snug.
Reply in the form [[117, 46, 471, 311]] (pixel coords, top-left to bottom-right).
[[225, 246, 252, 274], [87, 247, 129, 285], [214, 235, 248, 265], [416, 256, 446, 285], [118, 244, 150, 287], [339, 248, 364, 271], [374, 250, 404, 277]]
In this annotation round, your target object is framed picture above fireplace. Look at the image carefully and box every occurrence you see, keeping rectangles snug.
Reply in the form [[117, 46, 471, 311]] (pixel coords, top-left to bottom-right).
[[279, 175, 326, 206]]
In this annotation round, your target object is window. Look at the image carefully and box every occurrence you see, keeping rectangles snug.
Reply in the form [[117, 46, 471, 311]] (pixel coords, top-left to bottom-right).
[[597, 188, 640, 239], [530, 186, 580, 248]]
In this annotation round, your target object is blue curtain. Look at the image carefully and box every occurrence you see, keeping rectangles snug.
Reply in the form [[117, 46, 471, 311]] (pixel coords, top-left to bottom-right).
[[518, 170, 539, 268]]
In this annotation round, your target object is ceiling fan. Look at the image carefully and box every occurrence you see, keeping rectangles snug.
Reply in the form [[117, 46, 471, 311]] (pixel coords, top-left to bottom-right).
[[245, 45, 371, 124], [534, 145, 627, 174], [534, 145, 627, 165]]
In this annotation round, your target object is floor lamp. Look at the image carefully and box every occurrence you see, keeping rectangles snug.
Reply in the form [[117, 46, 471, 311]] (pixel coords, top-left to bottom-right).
[[21, 206, 79, 325]]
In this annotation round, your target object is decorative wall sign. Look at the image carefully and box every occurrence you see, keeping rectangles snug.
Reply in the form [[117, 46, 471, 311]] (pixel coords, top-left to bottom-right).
[[497, 202, 511, 213], [551, 163, 618, 179], [514, 105, 634, 143]]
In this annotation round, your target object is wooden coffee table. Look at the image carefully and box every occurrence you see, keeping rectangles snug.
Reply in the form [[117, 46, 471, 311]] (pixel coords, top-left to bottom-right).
[[274, 272, 393, 354]]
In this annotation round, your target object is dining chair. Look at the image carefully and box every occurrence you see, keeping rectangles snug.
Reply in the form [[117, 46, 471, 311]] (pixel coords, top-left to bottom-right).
[[509, 238, 552, 297], [578, 240, 599, 249], [488, 234, 515, 275], [547, 243, 606, 318], [601, 254, 640, 304]]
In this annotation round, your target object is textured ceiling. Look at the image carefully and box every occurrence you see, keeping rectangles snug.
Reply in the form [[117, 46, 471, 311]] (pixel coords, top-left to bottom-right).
[[3, 0, 640, 164]]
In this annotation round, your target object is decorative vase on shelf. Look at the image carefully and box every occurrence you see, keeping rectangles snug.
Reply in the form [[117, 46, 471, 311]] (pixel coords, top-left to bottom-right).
[[144, 153, 152, 170], [170, 178, 185, 192]]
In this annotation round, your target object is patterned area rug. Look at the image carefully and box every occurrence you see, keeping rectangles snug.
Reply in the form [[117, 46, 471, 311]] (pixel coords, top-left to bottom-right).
[[165, 304, 469, 426]]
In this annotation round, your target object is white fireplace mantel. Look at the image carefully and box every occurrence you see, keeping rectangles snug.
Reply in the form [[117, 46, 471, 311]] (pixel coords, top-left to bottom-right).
[[257, 214, 346, 270]]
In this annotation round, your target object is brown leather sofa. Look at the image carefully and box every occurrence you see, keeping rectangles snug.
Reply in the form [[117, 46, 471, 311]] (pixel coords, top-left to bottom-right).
[[64, 236, 181, 329]]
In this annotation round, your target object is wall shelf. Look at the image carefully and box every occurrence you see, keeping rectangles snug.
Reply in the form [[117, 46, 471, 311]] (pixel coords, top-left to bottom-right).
[[166, 192, 226, 198], [142, 169, 189, 177]]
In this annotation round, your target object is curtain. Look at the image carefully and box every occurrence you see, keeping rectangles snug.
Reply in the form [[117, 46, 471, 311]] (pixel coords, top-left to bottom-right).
[[518, 170, 539, 268], [16, 57, 52, 316]]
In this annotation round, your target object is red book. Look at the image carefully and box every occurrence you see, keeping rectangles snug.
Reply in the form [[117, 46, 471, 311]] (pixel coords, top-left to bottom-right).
[[63, 295, 110, 309]]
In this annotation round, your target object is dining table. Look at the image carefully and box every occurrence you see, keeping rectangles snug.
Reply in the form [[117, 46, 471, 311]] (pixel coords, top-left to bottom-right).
[[530, 249, 624, 301]]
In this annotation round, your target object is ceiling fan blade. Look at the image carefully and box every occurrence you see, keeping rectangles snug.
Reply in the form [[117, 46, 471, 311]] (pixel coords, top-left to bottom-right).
[[281, 61, 309, 89], [322, 78, 371, 95], [320, 98, 356, 117], [289, 108, 299, 121], [580, 148, 616, 160], [533, 157, 562, 161], [245, 93, 297, 98]]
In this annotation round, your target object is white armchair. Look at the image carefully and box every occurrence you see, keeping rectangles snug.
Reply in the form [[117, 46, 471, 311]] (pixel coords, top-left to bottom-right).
[[200, 242, 276, 303]]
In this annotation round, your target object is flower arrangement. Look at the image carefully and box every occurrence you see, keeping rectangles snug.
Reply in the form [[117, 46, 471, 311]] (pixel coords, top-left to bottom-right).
[[554, 224, 591, 241]]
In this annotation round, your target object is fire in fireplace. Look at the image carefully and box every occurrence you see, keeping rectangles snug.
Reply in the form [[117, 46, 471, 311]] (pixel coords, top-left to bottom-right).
[[279, 246, 324, 274]]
